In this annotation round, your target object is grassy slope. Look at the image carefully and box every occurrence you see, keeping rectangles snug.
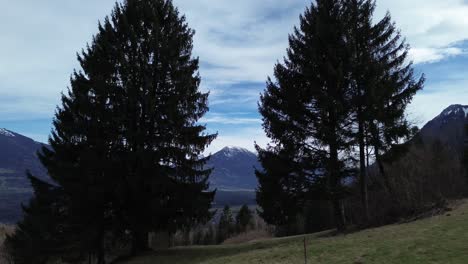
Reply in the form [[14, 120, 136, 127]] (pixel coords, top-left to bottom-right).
[[123, 200, 468, 264]]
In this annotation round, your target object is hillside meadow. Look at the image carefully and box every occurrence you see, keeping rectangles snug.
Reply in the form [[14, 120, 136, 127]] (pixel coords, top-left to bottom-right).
[[121, 200, 468, 264]]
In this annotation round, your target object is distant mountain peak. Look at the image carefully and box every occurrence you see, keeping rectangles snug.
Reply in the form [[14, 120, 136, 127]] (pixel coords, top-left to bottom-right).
[[0, 128, 15, 137], [218, 146, 254, 158], [440, 104, 468, 118], [207, 146, 260, 190], [419, 104, 468, 156]]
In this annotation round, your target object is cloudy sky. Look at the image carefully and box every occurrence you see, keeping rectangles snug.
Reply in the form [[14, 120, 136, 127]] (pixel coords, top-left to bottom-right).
[[1, 0, 468, 153]]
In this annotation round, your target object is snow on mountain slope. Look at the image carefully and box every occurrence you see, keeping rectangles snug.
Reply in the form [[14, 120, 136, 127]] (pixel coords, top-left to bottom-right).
[[207, 146, 260, 191], [0, 128, 15, 137]]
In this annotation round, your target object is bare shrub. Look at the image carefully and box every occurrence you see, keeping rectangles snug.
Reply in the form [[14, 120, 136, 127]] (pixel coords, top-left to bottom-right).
[[362, 138, 467, 225], [167, 210, 273, 247]]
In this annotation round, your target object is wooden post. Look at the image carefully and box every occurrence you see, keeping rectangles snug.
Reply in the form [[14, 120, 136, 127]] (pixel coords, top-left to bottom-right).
[[303, 237, 308, 264]]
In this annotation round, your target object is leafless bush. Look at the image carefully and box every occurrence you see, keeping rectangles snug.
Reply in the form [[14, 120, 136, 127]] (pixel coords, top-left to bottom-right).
[[362, 138, 466, 226], [166, 211, 273, 247]]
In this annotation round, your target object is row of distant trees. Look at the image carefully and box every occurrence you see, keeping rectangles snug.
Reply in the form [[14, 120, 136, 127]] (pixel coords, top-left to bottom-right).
[[6, 1, 216, 263], [255, 0, 424, 234], [160, 205, 257, 247], [217, 205, 254, 243]]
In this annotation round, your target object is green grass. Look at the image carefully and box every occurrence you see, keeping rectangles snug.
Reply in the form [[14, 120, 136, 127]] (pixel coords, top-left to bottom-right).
[[122, 200, 468, 264]]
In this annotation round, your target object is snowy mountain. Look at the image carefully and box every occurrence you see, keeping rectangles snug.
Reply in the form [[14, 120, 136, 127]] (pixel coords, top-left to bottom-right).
[[0, 128, 48, 189], [0, 130, 261, 222], [419, 104, 468, 154], [2, 104, 467, 222], [0, 128, 49, 223], [206, 146, 260, 190], [0, 128, 15, 137]]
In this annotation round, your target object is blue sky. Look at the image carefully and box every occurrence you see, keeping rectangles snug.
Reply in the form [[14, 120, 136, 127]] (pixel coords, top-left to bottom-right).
[[1, 0, 468, 153]]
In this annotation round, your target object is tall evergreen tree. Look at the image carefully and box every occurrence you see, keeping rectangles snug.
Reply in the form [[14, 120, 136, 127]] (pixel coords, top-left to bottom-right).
[[464, 124, 468, 180], [8, 0, 215, 261], [217, 206, 235, 243], [103, 0, 216, 253], [7, 17, 126, 262], [344, 0, 424, 220], [5, 176, 69, 264], [236, 205, 253, 232], [257, 0, 353, 233]]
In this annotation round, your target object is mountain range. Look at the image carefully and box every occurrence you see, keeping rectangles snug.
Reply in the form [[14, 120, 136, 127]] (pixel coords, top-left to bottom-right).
[[1, 104, 468, 223], [0, 129, 48, 188], [0, 131, 260, 223], [207, 146, 260, 190], [419, 104, 468, 154]]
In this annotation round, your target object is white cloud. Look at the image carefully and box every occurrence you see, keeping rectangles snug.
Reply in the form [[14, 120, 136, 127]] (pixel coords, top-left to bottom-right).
[[408, 78, 468, 127], [2, 0, 468, 150], [208, 87, 261, 107], [375, 0, 468, 64], [201, 115, 261, 125], [2, 0, 468, 110], [410, 47, 465, 64], [0, 0, 118, 121], [173, 0, 305, 84], [172, 0, 468, 83]]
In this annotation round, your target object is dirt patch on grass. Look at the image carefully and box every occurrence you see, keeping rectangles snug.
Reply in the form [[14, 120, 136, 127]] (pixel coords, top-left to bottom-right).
[[222, 230, 273, 245]]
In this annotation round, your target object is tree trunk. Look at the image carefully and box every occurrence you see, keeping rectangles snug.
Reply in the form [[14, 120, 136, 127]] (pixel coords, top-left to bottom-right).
[[96, 222, 106, 264], [97, 251, 105, 264], [131, 228, 149, 256], [329, 141, 346, 232], [332, 198, 346, 232], [358, 118, 369, 223]]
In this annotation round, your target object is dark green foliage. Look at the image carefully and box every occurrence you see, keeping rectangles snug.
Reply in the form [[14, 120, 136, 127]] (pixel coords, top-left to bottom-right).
[[255, 148, 303, 230], [343, 0, 424, 222], [102, 0, 216, 253], [7, 0, 215, 262], [257, 0, 353, 233], [257, 0, 423, 234], [236, 205, 253, 233], [217, 206, 235, 243], [409, 126, 420, 140], [5, 176, 70, 264], [9, 29, 123, 261], [464, 124, 468, 180], [203, 225, 216, 245]]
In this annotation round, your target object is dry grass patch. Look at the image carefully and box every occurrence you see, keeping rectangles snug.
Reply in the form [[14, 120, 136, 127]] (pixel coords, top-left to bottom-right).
[[222, 230, 273, 245]]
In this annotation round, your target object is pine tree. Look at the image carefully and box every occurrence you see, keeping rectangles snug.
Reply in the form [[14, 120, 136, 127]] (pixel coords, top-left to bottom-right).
[[236, 205, 253, 233], [5, 176, 73, 264], [464, 124, 468, 180], [103, 0, 216, 253], [255, 146, 314, 234], [257, 0, 352, 233], [217, 206, 235, 243], [8, 0, 215, 261], [343, 0, 424, 221], [8, 25, 124, 262]]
